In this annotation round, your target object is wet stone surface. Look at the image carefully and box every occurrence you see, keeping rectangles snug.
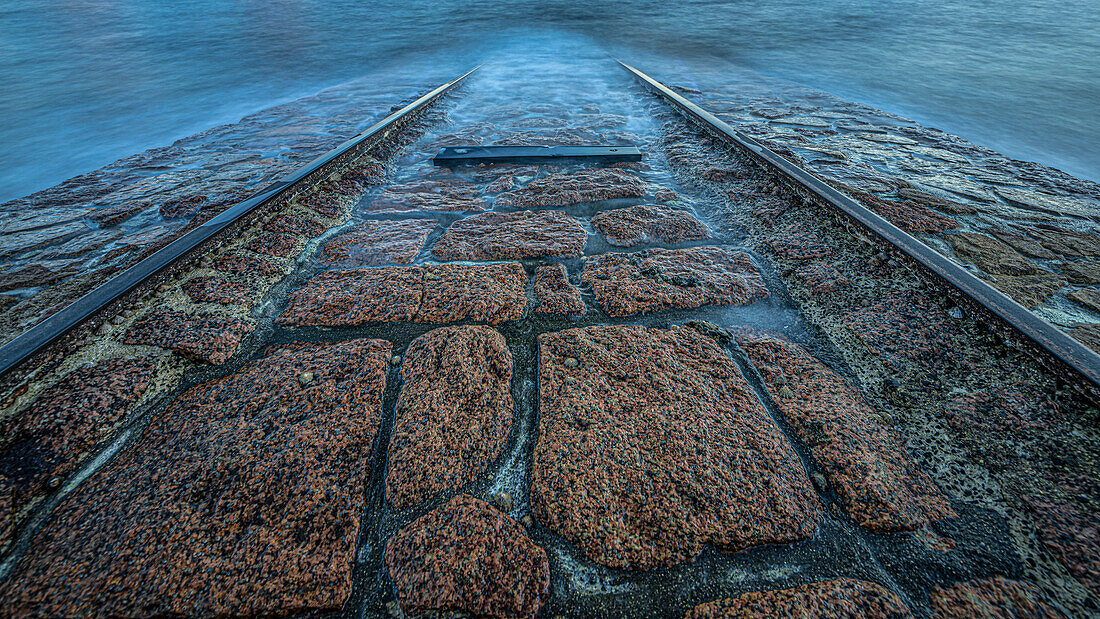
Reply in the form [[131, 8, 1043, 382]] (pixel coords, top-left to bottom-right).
[[124, 309, 255, 364], [277, 263, 527, 327], [736, 330, 956, 532], [0, 358, 156, 534], [365, 179, 487, 213], [0, 338, 391, 616], [432, 210, 587, 261], [765, 223, 832, 260], [246, 231, 301, 258], [590, 203, 710, 247], [582, 246, 769, 317], [494, 168, 648, 208], [533, 325, 819, 570], [181, 275, 254, 306], [534, 263, 585, 316], [686, 579, 913, 618], [385, 494, 550, 619], [929, 577, 1058, 618], [386, 326, 513, 510], [319, 219, 436, 267]]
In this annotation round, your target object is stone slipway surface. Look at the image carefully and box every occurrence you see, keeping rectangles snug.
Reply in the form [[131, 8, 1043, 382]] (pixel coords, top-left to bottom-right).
[[278, 263, 528, 327], [386, 326, 514, 510], [582, 246, 769, 317], [736, 329, 956, 532], [432, 210, 587, 261], [532, 325, 819, 570], [0, 338, 391, 616], [320, 219, 437, 267], [591, 203, 710, 246], [534, 263, 585, 316], [385, 495, 550, 619], [686, 579, 913, 618]]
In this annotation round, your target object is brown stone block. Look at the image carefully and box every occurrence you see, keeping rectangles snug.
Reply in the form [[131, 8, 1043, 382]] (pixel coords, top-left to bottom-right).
[[591, 204, 709, 247], [320, 219, 436, 267], [736, 330, 956, 532], [0, 338, 391, 616], [419, 263, 528, 325], [582, 247, 768, 317], [534, 264, 585, 316], [432, 210, 586, 261], [494, 168, 647, 208], [277, 267, 423, 327], [366, 179, 486, 213], [929, 576, 1058, 618], [386, 326, 513, 509], [686, 579, 912, 618], [533, 325, 819, 570], [385, 495, 549, 619], [0, 358, 156, 529], [125, 309, 254, 364], [181, 276, 254, 306]]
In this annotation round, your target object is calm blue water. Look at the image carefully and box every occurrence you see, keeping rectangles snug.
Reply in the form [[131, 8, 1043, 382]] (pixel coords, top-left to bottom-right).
[[1, 0, 1097, 202]]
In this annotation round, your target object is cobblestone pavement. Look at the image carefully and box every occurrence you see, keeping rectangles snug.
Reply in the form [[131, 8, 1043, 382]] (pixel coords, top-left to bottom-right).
[[0, 48, 1097, 618]]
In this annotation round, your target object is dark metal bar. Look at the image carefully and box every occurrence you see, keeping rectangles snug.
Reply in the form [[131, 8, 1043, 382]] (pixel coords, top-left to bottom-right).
[[619, 60, 1100, 392], [432, 145, 642, 166], [0, 66, 480, 378]]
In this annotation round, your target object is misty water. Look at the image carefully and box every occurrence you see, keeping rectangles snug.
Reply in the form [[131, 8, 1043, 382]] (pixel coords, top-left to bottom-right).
[[1, 0, 1097, 202]]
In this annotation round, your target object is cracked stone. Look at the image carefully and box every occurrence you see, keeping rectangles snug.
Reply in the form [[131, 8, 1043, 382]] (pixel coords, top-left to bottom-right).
[[432, 210, 586, 261], [0, 338, 390, 617], [533, 325, 819, 570], [582, 247, 768, 317]]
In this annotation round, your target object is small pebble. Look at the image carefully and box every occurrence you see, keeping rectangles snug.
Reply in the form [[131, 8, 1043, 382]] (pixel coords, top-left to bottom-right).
[[491, 490, 514, 512], [777, 385, 795, 399], [49, 477, 61, 488], [297, 372, 314, 387], [564, 357, 578, 369], [520, 514, 535, 529], [156, 284, 170, 293], [390, 355, 401, 366], [812, 473, 827, 492], [947, 306, 963, 319]]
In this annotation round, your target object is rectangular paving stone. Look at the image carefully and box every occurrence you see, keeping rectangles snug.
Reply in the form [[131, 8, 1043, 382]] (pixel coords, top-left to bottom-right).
[[494, 168, 647, 208], [533, 325, 819, 570], [591, 204, 710, 247], [419, 263, 528, 325], [0, 358, 156, 541], [764, 223, 831, 260], [686, 579, 912, 618], [277, 263, 527, 327], [277, 267, 424, 327], [581, 247, 769, 317], [124, 309, 254, 364], [386, 326, 513, 510], [365, 179, 486, 213], [319, 219, 436, 267], [736, 329, 956, 532], [385, 495, 549, 619], [535, 264, 585, 315], [431, 210, 586, 261], [181, 276, 255, 306], [0, 338, 391, 617]]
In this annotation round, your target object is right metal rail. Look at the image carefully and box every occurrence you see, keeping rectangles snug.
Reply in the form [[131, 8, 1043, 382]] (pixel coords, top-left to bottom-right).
[[620, 60, 1100, 396]]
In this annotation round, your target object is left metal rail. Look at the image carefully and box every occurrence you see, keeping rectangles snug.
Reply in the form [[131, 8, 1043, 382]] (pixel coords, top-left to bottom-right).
[[0, 66, 479, 379]]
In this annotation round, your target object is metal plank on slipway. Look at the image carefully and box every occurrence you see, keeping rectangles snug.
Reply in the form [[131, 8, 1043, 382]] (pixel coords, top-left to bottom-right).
[[618, 60, 1100, 396], [432, 145, 642, 165]]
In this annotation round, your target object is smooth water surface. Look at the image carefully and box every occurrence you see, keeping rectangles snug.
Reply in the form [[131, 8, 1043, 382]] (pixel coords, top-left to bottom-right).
[[1, 0, 1097, 202]]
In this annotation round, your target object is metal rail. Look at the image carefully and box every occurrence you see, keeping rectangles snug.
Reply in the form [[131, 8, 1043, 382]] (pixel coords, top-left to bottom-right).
[[619, 60, 1100, 393], [0, 66, 479, 379]]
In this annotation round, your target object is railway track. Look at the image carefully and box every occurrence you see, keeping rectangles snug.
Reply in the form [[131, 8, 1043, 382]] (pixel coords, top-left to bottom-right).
[[0, 56, 1096, 617]]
